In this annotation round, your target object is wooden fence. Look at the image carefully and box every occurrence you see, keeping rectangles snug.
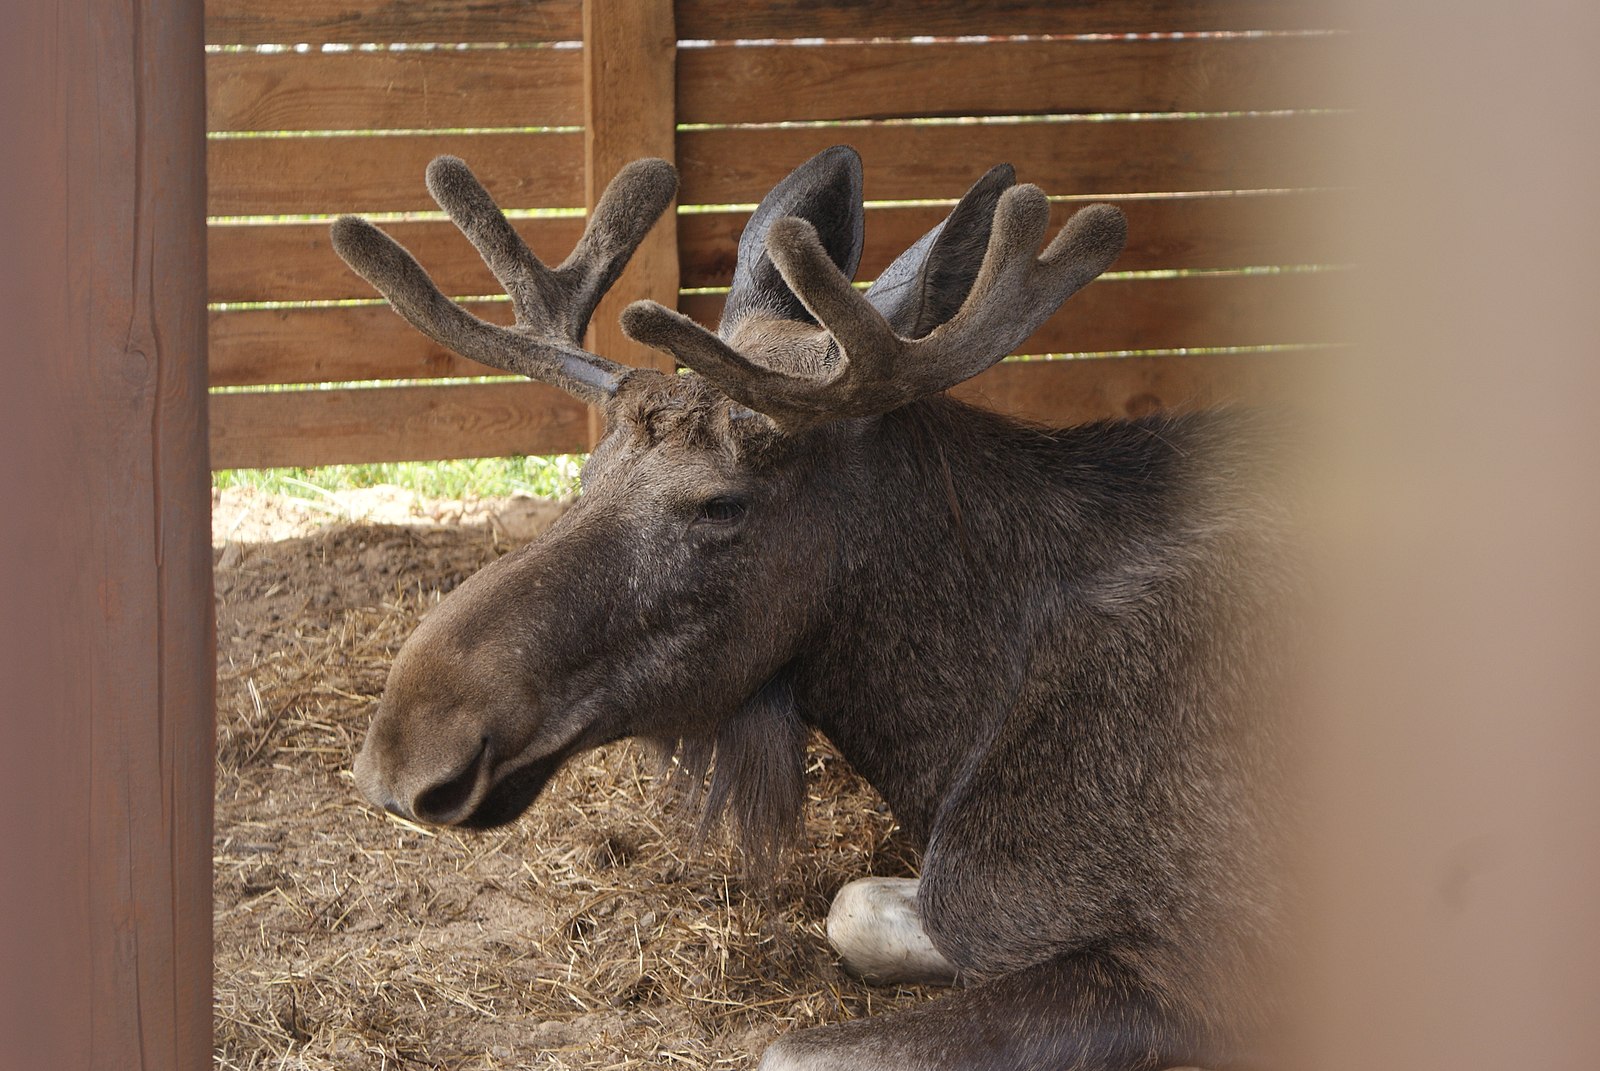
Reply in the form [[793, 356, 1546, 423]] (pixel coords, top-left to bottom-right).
[[205, 0, 1346, 469]]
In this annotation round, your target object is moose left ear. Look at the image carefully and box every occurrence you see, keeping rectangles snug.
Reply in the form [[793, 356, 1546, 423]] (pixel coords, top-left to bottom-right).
[[863, 163, 1015, 338], [720, 145, 865, 337]]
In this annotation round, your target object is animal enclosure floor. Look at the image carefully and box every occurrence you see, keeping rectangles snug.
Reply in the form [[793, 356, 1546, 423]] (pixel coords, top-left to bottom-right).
[[211, 487, 930, 1070]]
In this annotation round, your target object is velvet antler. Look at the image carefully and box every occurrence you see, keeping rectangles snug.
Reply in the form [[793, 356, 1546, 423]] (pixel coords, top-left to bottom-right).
[[330, 156, 678, 404], [621, 173, 1125, 429]]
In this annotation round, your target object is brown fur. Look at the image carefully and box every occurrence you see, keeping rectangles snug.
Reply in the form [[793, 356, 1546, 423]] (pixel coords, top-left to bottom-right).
[[340, 148, 1295, 1070]]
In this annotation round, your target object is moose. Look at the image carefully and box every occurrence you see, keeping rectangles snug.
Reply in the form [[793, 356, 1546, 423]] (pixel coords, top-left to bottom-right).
[[338, 146, 1291, 1071]]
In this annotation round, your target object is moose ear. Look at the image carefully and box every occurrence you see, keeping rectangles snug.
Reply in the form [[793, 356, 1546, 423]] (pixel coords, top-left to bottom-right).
[[720, 145, 865, 337], [864, 163, 1016, 338]]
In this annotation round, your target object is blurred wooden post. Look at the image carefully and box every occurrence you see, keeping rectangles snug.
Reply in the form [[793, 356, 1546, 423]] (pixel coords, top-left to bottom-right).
[[1294, 2, 1600, 1068], [583, 0, 679, 445], [0, 1, 213, 1068]]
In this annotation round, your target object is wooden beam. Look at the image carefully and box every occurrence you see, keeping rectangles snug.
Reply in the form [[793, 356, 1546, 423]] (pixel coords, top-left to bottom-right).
[[209, 382, 590, 469], [205, 0, 583, 45], [673, 0, 1331, 40], [679, 35, 1350, 125], [0, 0, 212, 1067], [582, 0, 679, 444], [207, 47, 584, 133], [673, 191, 1355, 291], [209, 191, 1353, 304], [954, 352, 1290, 427], [675, 113, 1349, 206], [678, 271, 1338, 362], [208, 272, 1338, 389], [205, 351, 1288, 469], [207, 130, 585, 216], [210, 215, 587, 304]]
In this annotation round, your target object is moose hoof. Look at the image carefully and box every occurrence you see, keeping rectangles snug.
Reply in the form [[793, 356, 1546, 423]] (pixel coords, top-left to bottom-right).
[[826, 877, 960, 986]]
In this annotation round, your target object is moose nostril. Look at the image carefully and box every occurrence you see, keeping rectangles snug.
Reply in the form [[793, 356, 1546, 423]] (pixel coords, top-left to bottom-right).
[[412, 738, 490, 824]]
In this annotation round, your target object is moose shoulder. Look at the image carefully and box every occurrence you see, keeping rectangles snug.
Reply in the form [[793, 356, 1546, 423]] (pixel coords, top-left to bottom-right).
[[337, 146, 1293, 1071]]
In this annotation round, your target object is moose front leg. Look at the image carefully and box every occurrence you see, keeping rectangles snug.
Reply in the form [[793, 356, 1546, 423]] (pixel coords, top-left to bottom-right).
[[757, 945, 1218, 1071], [825, 877, 961, 986]]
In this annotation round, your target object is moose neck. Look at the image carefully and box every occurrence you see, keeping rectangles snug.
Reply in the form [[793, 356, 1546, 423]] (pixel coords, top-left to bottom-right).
[[789, 397, 1193, 842]]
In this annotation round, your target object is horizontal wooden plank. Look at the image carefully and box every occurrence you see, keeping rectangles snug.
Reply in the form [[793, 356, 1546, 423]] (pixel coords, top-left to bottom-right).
[[675, 0, 1330, 40], [678, 113, 1349, 205], [678, 270, 1338, 356], [209, 271, 1337, 387], [208, 216, 586, 303], [206, 48, 582, 133], [952, 350, 1289, 427], [205, 0, 582, 45], [680, 35, 1348, 125], [210, 299, 513, 386], [678, 190, 1354, 291], [208, 190, 1350, 303], [208, 352, 1286, 469], [209, 381, 591, 469], [207, 115, 1344, 222], [207, 131, 584, 216]]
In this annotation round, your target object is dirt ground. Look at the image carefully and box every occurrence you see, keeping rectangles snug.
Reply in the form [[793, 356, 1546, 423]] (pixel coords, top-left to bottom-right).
[[211, 486, 932, 1070]]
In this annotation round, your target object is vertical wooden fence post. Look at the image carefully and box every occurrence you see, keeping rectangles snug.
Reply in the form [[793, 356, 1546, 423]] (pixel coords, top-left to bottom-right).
[[0, 1, 213, 1069], [582, 0, 680, 445]]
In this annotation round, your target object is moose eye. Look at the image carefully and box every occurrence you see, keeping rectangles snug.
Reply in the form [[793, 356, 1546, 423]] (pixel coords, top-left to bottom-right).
[[695, 496, 747, 525]]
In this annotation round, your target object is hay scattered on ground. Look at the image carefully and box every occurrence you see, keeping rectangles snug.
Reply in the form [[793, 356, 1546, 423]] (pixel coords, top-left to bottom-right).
[[213, 487, 931, 1070]]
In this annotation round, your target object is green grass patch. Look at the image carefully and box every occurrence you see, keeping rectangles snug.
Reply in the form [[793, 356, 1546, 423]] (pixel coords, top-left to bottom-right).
[[214, 454, 584, 501]]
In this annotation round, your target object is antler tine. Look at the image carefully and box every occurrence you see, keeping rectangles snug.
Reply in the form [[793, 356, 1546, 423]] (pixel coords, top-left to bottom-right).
[[941, 187, 1126, 368], [329, 214, 612, 399], [619, 301, 830, 419], [423, 156, 557, 325], [565, 158, 683, 307], [330, 156, 679, 404], [622, 183, 1126, 428], [763, 185, 1126, 408]]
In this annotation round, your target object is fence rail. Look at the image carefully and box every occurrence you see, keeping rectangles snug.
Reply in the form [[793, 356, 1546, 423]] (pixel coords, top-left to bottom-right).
[[205, 0, 1342, 469]]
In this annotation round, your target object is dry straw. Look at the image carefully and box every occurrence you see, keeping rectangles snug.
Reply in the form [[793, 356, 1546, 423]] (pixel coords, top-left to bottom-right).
[[213, 495, 931, 1070]]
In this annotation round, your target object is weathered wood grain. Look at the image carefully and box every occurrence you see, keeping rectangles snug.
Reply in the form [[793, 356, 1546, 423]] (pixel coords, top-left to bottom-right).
[[205, 0, 582, 45], [207, 350, 1288, 469], [209, 381, 592, 468], [676, 190, 1354, 291], [210, 190, 1351, 303], [952, 350, 1291, 427], [207, 34, 1345, 134], [207, 130, 584, 216], [209, 271, 1337, 388], [680, 35, 1348, 124], [2, 0, 212, 1067], [674, 0, 1330, 40], [677, 270, 1338, 356], [207, 112, 1343, 218], [209, 300, 512, 386], [583, 0, 680, 420], [206, 47, 583, 132], [677, 113, 1349, 205], [210, 215, 586, 303]]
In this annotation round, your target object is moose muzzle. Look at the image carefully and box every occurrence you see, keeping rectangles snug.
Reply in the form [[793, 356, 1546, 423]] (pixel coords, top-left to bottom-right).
[[353, 728, 494, 826]]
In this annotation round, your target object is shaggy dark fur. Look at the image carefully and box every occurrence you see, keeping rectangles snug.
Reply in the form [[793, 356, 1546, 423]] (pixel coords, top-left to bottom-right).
[[658, 673, 807, 871], [342, 147, 1294, 1071]]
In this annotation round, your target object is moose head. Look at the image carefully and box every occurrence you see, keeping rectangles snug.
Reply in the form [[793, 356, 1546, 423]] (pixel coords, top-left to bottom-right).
[[339, 146, 1126, 842]]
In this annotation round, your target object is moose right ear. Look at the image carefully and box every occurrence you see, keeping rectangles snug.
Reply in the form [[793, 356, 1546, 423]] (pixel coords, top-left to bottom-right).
[[719, 145, 865, 337], [863, 163, 1015, 338]]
